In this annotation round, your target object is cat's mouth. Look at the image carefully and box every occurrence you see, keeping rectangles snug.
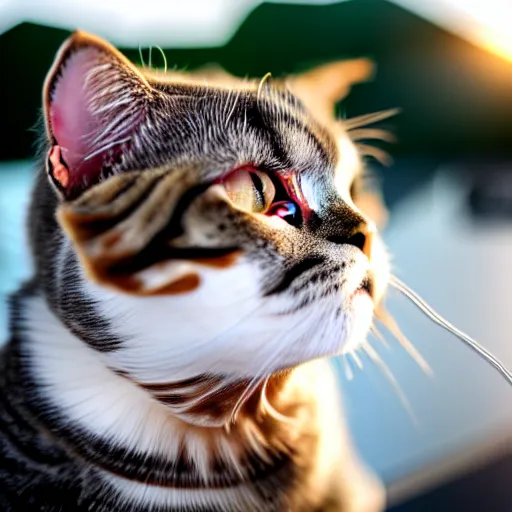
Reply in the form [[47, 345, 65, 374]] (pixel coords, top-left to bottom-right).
[[352, 274, 374, 300]]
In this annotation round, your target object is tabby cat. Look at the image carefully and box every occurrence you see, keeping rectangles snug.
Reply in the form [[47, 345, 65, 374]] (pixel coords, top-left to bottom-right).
[[0, 31, 390, 511]]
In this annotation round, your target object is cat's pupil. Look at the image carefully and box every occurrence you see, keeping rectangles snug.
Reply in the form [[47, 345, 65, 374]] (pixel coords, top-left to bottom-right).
[[250, 172, 266, 211], [271, 201, 301, 226]]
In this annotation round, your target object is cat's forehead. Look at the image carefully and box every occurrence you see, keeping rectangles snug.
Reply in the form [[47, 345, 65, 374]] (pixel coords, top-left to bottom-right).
[[131, 75, 341, 181]]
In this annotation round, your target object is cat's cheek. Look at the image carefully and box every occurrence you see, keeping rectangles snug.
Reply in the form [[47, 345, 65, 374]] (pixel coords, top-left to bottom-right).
[[343, 293, 374, 353], [351, 290, 374, 311]]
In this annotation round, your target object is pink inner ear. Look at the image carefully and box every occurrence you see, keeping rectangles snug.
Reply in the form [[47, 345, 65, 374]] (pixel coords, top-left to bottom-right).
[[50, 49, 106, 189]]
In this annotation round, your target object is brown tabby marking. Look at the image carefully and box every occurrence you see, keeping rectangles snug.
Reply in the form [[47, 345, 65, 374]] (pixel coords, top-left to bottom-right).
[[114, 272, 201, 296], [193, 251, 242, 269]]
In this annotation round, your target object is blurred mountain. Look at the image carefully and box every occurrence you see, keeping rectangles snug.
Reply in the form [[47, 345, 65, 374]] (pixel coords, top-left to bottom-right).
[[1, 0, 511, 162]]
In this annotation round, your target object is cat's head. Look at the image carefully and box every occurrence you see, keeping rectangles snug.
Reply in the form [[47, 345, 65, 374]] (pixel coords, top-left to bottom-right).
[[33, 31, 391, 424]]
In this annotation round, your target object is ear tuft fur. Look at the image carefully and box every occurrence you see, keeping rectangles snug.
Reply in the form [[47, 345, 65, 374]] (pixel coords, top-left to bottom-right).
[[44, 31, 153, 199], [286, 58, 375, 122]]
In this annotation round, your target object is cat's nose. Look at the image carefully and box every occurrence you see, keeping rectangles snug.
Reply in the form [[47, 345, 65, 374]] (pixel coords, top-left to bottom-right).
[[328, 222, 375, 260]]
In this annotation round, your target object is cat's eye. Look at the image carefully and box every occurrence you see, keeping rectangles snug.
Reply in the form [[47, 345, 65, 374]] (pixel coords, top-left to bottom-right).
[[269, 201, 299, 224], [223, 168, 276, 213]]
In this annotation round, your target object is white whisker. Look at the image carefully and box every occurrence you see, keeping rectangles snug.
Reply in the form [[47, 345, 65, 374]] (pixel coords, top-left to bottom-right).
[[228, 309, 315, 427], [343, 355, 354, 381], [376, 306, 432, 375], [227, 374, 265, 428], [390, 276, 512, 386], [350, 349, 364, 370], [225, 90, 241, 127], [362, 341, 418, 425], [259, 376, 295, 425], [370, 324, 390, 349], [225, 346, 283, 428]]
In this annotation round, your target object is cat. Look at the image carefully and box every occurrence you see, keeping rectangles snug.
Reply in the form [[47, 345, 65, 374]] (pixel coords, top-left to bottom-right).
[[0, 30, 391, 511]]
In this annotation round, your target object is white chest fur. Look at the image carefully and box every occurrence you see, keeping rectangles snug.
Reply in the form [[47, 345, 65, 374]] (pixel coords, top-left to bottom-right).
[[21, 294, 383, 511]]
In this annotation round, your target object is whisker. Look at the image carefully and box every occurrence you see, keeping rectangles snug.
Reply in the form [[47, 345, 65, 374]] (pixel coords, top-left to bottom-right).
[[241, 420, 273, 464], [370, 323, 390, 349], [356, 143, 393, 166], [227, 344, 287, 427], [390, 276, 512, 386], [343, 108, 400, 167], [350, 349, 364, 370], [259, 376, 296, 425], [228, 304, 320, 427], [348, 128, 396, 143], [362, 341, 418, 425], [138, 44, 146, 68], [153, 46, 168, 73], [342, 355, 354, 381], [376, 306, 432, 375], [225, 90, 242, 127], [344, 108, 401, 130], [227, 374, 265, 428], [257, 72, 272, 104]]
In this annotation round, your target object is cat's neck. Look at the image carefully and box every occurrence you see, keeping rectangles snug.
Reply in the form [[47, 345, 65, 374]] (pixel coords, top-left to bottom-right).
[[126, 367, 292, 429], [14, 291, 330, 486]]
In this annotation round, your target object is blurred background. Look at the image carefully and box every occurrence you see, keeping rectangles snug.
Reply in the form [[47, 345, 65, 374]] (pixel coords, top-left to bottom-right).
[[1, 1, 511, 510]]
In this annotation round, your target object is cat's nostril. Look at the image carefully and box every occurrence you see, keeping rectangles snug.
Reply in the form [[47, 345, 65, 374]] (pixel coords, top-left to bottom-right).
[[345, 232, 366, 251], [327, 225, 374, 260], [327, 232, 365, 249]]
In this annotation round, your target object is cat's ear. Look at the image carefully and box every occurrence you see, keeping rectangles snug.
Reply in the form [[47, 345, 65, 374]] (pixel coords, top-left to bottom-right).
[[286, 58, 374, 122], [43, 31, 154, 199]]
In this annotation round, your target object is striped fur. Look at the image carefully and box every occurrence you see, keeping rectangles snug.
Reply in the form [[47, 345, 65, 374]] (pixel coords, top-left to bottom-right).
[[0, 31, 389, 511]]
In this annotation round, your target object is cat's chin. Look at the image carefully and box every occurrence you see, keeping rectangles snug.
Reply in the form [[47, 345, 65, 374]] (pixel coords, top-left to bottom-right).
[[269, 292, 375, 373], [341, 289, 375, 355], [350, 287, 373, 306]]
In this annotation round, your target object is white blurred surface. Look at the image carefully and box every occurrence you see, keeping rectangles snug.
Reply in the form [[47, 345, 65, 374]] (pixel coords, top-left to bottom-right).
[[1, 0, 511, 61], [0, 0, 345, 46]]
